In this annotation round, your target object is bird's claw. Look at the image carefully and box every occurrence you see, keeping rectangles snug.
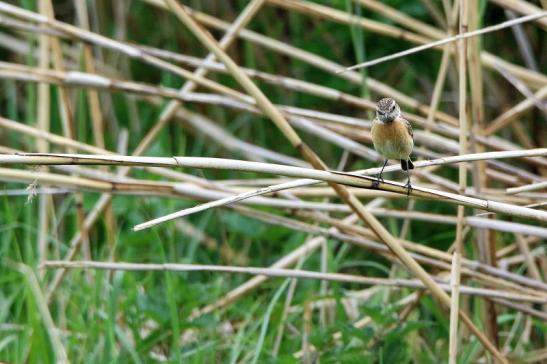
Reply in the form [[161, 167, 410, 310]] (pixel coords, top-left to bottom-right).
[[404, 181, 412, 196], [372, 176, 384, 189]]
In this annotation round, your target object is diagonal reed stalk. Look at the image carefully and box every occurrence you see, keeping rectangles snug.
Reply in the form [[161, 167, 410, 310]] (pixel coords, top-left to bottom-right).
[[339, 11, 547, 71], [39, 0, 268, 302], [161, 0, 507, 360], [1, 0, 544, 361], [8, 262, 69, 364], [42, 0, 93, 273], [3, 151, 546, 223]]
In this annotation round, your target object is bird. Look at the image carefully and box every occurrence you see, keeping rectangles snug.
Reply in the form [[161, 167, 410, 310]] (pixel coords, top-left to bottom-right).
[[370, 97, 414, 193]]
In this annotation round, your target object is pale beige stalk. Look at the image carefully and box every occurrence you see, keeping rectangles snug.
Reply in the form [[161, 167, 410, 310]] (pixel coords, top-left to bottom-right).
[[162, 1, 506, 360]]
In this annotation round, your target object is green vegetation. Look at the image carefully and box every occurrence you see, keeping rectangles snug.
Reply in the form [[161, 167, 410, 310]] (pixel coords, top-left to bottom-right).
[[0, 1, 545, 363]]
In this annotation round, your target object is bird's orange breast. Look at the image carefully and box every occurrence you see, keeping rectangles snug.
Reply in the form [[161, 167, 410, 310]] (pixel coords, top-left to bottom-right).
[[371, 119, 413, 159]]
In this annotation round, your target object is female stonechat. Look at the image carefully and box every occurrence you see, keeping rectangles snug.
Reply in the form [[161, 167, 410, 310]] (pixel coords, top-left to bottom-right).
[[371, 97, 414, 192]]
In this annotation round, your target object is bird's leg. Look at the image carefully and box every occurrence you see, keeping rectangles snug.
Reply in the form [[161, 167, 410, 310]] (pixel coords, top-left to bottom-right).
[[404, 167, 412, 196], [372, 160, 388, 188]]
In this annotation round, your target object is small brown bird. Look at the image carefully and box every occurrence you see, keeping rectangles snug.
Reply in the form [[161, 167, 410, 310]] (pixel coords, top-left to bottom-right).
[[371, 97, 414, 192]]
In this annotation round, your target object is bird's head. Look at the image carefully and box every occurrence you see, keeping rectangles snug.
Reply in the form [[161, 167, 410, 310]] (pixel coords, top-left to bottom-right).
[[376, 97, 400, 123]]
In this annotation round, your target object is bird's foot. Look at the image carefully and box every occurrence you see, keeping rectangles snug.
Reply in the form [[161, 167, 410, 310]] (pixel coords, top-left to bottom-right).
[[404, 181, 412, 196], [372, 175, 384, 189]]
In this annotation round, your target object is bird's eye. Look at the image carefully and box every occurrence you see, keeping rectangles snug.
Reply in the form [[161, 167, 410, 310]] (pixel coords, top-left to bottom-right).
[[390, 105, 395, 112]]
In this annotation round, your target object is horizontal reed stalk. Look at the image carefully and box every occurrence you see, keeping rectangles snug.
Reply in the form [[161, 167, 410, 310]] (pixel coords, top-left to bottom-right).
[[40, 260, 546, 303]]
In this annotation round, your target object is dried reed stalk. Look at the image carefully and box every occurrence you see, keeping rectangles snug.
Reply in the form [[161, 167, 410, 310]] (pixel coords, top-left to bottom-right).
[[163, 1, 505, 359], [36, 0, 51, 275], [339, 11, 547, 71], [2, 151, 547, 222], [0, 0, 544, 360], [40, 260, 546, 303], [40, 0, 267, 301], [449, 1, 469, 360]]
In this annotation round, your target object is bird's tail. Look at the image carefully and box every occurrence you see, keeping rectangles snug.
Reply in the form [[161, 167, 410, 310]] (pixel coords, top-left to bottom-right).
[[401, 159, 415, 171]]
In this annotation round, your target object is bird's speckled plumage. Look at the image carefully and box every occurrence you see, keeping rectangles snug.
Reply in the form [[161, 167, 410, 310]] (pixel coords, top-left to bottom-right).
[[371, 98, 413, 160], [371, 98, 415, 191], [376, 97, 401, 123]]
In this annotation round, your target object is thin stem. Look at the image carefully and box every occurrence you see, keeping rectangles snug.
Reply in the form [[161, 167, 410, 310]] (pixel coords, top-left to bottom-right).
[[340, 11, 547, 71], [40, 260, 545, 303]]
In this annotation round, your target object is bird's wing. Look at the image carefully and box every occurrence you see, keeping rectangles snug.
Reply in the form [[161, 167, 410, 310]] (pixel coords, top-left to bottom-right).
[[402, 117, 413, 139]]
